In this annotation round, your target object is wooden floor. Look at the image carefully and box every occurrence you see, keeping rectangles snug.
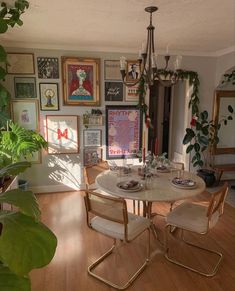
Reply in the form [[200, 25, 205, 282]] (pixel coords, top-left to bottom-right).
[[30, 190, 235, 291]]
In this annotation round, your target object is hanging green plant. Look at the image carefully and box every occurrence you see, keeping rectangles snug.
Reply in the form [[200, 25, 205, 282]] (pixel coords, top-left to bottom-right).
[[221, 69, 235, 85], [137, 69, 200, 127]]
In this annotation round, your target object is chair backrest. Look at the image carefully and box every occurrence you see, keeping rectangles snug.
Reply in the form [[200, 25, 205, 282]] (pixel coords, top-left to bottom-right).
[[84, 190, 128, 225], [171, 161, 185, 170], [207, 182, 228, 218], [84, 161, 109, 187]]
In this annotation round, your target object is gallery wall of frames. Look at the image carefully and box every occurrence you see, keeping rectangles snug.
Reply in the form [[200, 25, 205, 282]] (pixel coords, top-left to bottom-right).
[[5, 50, 141, 191], [7, 53, 141, 165]]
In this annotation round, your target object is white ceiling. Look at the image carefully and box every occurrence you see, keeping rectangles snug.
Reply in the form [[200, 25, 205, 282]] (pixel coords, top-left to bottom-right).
[[2, 0, 235, 56]]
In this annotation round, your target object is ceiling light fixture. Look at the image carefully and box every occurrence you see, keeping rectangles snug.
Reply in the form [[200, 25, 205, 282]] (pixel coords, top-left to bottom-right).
[[120, 6, 182, 88]]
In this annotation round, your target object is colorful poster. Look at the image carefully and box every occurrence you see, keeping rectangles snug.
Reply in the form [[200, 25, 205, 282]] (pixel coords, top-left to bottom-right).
[[106, 106, 142, 159], [46, 115, 79, 154]]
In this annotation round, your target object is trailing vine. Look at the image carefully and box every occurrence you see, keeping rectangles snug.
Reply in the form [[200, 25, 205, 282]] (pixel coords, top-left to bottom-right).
[[221, 69, 235, 85], [137, 69, 200, 127]]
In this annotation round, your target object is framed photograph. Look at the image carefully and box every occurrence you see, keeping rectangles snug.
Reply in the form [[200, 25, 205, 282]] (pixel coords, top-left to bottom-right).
[[104, 60, 121, 80], [84, 147, 102, 166], [14, 77, 37, 99], [106, 105, 142, 159], [83, 129, 102, 147], [11, 100, 39, 131], [62, 56, 100, 106], [37, 57, 59, 79], [105, 81, 123, 101], [7, 53, 35, 74], [39, 83, 59, 111], [46, 115, 79, 154], [126, 60, 140, 82], [125, 84, 139, 102]]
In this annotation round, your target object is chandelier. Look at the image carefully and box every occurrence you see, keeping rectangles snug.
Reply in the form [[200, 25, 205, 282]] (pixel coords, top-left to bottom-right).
[[120, 6, 182, 88]]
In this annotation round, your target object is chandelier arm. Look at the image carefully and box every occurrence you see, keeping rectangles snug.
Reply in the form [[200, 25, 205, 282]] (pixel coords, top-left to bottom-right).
[[121, 78, 141, 87]]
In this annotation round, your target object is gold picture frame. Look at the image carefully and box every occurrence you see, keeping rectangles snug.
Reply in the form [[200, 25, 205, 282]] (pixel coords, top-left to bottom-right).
[[62, 56, 100, 106]]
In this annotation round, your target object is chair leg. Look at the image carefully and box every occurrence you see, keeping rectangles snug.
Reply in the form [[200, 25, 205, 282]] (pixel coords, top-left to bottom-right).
[[164, 224, 223, 277], [88, 230, 150, 290]]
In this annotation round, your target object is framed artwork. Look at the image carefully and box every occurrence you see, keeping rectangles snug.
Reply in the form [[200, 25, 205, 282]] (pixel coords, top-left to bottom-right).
[[62, 56, 100, 106], [104, 60, 121, 80], [37, 57, 59, 79], [125, 84, 139, 102], [7, 53, 35, 74], [39, 83, 59, 111], [28, 151, 42, 164], [46, 115, 79, 154], [106, 105, 142, 159], [11, 100, 39, 131], [105, 81, 123, 101], [84, 147, 102, 166], [83, 129, 102, 147], [14, 77, 37, 99], [126, 60, 140, 82]]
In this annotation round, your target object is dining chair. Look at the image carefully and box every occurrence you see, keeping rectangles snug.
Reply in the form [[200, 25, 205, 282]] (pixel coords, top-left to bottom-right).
[[84, 190, 151, 290], [84, 160, 110, 192], [164, 182, 228, 276]]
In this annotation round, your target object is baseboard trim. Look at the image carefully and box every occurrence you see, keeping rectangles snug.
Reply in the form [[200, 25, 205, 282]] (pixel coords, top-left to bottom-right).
[[30, 183, 86, 193]]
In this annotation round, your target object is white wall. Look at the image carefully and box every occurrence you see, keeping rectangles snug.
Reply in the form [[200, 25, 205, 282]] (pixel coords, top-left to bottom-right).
[[4, 47, 228, 192]]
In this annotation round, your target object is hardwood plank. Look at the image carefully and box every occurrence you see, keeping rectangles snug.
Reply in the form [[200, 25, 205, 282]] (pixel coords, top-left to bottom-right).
[[30, 191, 235, 291]]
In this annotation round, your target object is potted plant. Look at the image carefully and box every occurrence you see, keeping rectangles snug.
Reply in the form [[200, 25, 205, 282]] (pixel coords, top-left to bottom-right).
[[183, 107, 234, 186]]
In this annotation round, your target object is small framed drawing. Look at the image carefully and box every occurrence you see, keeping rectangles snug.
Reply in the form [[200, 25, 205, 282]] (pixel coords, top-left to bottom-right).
[[46, 115, 79, 154], [7, 53, 35, 74], [104, 60, 121, 80], [105, 81, 123, 101], [62, 56, 100, 106], [84, 147, 102, 166], [28, 151, 42, 164], [11, 100, 39, 131], [126, 60, 140, 83], [37, 57, 59, 79], [39, 83, 59, 111], [83, 129, 102, 147], [125, 84, 139, 102], [14, 77, 37, 99]]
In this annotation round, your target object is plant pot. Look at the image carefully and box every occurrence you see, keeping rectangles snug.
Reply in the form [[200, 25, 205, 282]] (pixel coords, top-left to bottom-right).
[[197, 169, 216, 187], [18, 179, 28, 191]]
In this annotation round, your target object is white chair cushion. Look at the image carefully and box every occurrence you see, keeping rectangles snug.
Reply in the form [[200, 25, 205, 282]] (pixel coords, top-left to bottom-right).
[[166, 202, 220, 233], [91, 211, 150, 241]]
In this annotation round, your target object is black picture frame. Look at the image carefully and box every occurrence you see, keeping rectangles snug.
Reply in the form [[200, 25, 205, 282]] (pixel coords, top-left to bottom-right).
[[37, 57, 59, 79], [105, 105, 142, 159], [105, 81, 123, 101]]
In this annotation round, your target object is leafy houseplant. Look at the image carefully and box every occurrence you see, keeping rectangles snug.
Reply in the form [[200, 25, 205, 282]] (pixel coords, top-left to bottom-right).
[[0, 163, 57, 291], [182, 107, 234, 186]]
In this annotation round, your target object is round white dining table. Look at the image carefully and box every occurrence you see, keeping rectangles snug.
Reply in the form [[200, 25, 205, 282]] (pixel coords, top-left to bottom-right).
[[95, 168, 206, 203]]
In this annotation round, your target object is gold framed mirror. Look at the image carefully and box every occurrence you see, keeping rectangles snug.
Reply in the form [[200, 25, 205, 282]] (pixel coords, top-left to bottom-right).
[[212, 90, 235, 154]]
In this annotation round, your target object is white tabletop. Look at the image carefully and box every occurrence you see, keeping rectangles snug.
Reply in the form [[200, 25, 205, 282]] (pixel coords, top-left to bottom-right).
[[96, 169, 206, 202]]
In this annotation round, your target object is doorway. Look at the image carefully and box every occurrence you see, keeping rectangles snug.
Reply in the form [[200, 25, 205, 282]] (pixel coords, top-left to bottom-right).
[[148, 81, 172, 157]]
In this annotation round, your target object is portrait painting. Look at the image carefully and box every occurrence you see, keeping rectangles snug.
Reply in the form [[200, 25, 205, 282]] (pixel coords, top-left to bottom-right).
[[126, 60, 140, 82], [84, 147, 102, 166], [37, 57, 59, 79], [62, 56, 100, 106]]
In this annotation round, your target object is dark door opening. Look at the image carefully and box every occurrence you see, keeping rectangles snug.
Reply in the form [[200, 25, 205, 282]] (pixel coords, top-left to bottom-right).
[[148, 82, 172, 157]]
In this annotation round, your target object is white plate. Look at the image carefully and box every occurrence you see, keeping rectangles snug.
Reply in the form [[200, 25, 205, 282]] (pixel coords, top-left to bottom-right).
[[171, 178, 196, 189], [117, 181, 143, 192]]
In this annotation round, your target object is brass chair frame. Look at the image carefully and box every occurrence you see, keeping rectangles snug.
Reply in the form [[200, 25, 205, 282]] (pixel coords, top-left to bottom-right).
[[164, 182, 228, 277], [84, 190, 151, 290]]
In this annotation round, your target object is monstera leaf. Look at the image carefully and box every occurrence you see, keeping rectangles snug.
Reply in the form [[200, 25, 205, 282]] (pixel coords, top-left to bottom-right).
[[0, 265, 30, 291]]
